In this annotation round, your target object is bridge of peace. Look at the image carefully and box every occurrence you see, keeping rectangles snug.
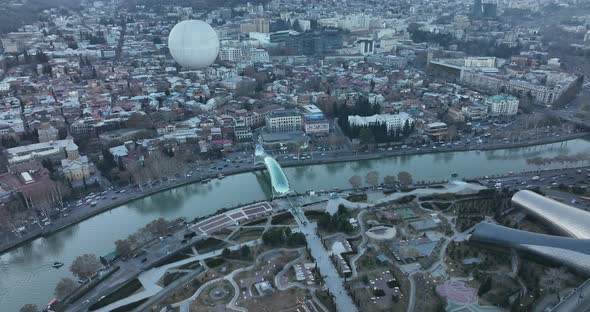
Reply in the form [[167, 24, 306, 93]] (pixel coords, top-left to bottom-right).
[[254, 145, 291, 197]]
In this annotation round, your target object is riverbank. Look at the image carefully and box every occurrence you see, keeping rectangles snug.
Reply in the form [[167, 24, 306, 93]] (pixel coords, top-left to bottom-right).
[[0, 132, 587, 255]]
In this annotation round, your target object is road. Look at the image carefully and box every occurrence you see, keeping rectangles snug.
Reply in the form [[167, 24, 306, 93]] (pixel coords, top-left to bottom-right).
[[547, 279, 590, 312], [1, 129, 587, 255], [290, 203, 358, 312], [477, 166, 590, 209]]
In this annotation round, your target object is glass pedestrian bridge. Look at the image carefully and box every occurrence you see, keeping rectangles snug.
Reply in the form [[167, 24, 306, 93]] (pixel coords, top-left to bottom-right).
[[254, 145, 290, 196]]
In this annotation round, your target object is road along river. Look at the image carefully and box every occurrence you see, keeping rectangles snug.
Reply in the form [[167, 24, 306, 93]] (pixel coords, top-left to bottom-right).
[[1, 137, 589, 310]]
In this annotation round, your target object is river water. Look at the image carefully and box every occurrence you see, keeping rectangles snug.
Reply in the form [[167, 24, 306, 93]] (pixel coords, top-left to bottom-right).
[[1, 138, 589, 310]]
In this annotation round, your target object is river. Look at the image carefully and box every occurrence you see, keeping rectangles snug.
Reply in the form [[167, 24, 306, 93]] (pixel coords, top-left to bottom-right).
[[1, 138, 590, 310]]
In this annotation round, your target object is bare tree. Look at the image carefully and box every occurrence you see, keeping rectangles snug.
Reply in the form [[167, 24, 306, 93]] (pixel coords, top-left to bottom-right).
[[326, 133, 341, 147], [348, 175, 362, 189], [55, 277, 77, 300], [397, 171, 413, 186], [365, 171, 379, 188], [20, 304, 39, 312], [115, 239, 133, 258], [145, 218, 170, 237], [70, 254, 102, 280], [539, 267, 570, 302], [447, 125, 458, 142], [383, 175, 397, 188]]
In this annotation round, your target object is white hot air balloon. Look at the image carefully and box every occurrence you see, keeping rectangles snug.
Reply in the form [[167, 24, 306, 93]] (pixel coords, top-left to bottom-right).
[[168, 20, 220, 69]]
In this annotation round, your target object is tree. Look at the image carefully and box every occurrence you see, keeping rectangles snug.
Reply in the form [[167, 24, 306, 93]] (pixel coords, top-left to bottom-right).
[[145, 218, 170, 237], [478, 276, 492, 296], [383, 175, 397, 188], [448, 125, 458, 142], [397, 171, 413, 186], [286, 232, 306, 246], [293, 19, 303, 32], [222, 248, 231, 258], [115, 239, 133, 258], [70, 254, 102, 280], [20, 304, 38, 312], [317, 212, 332, 230], [240, 245, 251, 257], [262, 228, 286, 246], [55, 277, 77, 300], [539, 267, 570, 302], [365, 171, 379, 188], [358, 128, 374, 145], [349, 175, 362, 189]]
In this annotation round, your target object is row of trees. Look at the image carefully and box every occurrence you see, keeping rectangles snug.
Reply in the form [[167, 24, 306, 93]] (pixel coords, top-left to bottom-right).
[[53, 253, 103, 301], [115, 218, 171, 258], [336, 97, 415, 144], [262, 227, 306, 247], [98, 148, 186, 187], [317, 205, 354, 233], [348, 171, 413, 189], [348, 120, 415, 145], [21, 252, 104, 310], [221, 245, 251, 259], [408, 23, 521, 58]]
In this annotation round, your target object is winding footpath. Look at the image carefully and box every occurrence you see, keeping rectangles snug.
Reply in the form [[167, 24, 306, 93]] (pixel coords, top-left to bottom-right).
[[349, 210, 369, 279], [95, 240, 261, 312], [170, 248, 302, 312]]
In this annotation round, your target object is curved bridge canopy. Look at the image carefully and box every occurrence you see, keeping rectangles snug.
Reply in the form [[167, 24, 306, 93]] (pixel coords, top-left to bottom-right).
[[255, 145, 290, 195]]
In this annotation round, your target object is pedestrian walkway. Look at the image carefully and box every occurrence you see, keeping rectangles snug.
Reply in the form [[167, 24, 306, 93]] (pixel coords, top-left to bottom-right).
[[94, 240, 261, 312], [290, 203, 358, 312], [549, 279, 590, 312]]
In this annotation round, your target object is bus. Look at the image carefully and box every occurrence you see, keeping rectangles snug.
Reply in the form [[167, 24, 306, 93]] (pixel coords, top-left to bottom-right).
[[45, 298, 58, 312]]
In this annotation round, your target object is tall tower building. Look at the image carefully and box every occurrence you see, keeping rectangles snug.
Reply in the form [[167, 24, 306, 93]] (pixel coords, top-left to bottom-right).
[[472, 0, 483, 19]]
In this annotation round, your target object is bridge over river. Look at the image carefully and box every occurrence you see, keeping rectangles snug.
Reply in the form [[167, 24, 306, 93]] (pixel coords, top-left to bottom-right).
[[254, 145, 291, 196]]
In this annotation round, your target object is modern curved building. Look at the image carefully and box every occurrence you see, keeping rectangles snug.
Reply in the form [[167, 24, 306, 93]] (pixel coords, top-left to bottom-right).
[[254, 145, 290, 196], [470, 222, 590, 275], [511, 190, 590, 239]]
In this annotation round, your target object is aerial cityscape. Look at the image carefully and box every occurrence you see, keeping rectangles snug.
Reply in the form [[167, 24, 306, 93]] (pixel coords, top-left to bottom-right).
[[0, 0, 589, 311]]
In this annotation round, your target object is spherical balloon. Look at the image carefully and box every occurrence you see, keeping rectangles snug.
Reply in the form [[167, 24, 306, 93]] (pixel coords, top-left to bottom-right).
[[168, 20, 220, 69]]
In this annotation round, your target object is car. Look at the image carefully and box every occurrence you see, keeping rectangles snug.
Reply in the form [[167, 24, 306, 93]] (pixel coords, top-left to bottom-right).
[[82, 300, 90, 304]]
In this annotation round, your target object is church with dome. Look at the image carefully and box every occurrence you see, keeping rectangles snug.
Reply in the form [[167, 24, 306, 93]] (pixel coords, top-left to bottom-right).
[[61, 136, 95, 183]]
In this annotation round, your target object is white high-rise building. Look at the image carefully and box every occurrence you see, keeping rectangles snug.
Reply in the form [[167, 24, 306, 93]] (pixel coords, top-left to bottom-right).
[[348, 113, 414, 132], [249, 48, 269, 63], [485, 94, 519, 116], [219, 47, 243, 62]]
